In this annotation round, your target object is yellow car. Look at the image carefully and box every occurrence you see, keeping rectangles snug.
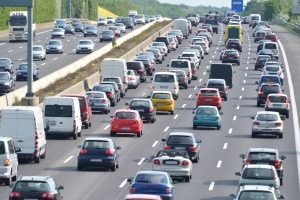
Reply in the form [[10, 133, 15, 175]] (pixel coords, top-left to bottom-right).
[[150, 91, 175, 115]]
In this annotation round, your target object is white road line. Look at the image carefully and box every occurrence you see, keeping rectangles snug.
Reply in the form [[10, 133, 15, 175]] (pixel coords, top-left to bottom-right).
[[208, 182, 215, 191], [216, 160, 222, 168], [8, 50, 13, 53], [137, 158, 145, 165], [19, 46, 24, 49], [0, 43, 5, 46], [228, 128, 233, 134], [52, 57, 57, 61], [244, 73, 247, 77], [233, 116, 237, 120], [188, 94, 192, 98], [164, 126, 169, 132], [141, 93, 146, 97], [202, 72, 206, 75], [223, 143, 228, 149], [174, 114, 178, 119], [63, 156, 73, 163], [41, 63, 46, 66], [194, 86, 197, 90], [182, 104, 186, 108], [245, 67, 248, 70], [239, 96, 242, 99], [206, 65, 209, 69], [198, 79, 202, 82], [236, 105, 240, 110], [104, 125, 110, 130], [243, 80, 246, 84], [152, 141, 159, 147], [241, 87, 244, 91], [119, 179, 127, 188], [18, 58, 23, 61]]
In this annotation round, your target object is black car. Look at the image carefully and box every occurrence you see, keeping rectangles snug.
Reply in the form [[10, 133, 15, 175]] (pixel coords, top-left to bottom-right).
[[222, 49, 240, 65], [0, 58, 14, 74], [64, 24, 75, 35], [206, 78, 228, 101], [92, 85, 117, 106], [126, 98, 156, 123], [154, 36, 170, 53], [256, 83, 283, 106], [99, 30, 115, 42], [83, 25, 98, 37], [169, 69, 188, 89], [121, 17, 134, 29], [73, 23, 85, 32], [16, 63, 39, 81], [99, 81, 121, 102], [9, 176, 64, 200], [254, 55, 271, 70], [135, 58, 155, 76], [126, 61, 147, 82], [226, 39, 242, 52], [162, 132, 201, 163]]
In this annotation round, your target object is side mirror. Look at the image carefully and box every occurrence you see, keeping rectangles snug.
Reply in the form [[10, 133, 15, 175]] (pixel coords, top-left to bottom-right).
[[58, 185, 64, 190], [219, 111, 223, 115], [280, 155, 286, 160], [116, 146, 121, 150], [110, 116, 114, 118], [15, 147, 22, 153], [125, 103, 129, 106], [162, 138, 166, 142], [251, 116, 255, 119], [255, 89, 259, 91], [239, 154, 245, 159], [255, 81, 259, 84], [197, 139, 202, 143], [44, 125, 50, 132], [280, 115, 286, 120], [192, 111, 195, 114], [235, 172, 241, 176]]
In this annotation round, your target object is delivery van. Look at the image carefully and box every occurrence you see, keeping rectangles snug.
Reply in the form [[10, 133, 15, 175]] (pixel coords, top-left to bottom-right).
[[0, 106, 46, 163], [43, 96, 82, 140], [99, 58, 128, 90], [224, 24, 243, 44], [208, 63, 234, 88], [173, 19, 189, 39]]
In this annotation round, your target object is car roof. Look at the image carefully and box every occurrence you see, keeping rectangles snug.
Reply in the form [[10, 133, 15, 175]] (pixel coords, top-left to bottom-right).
[[256, 110, 280, 115], [238, 184, 276, 191], [115, 109, 139, 113], [84, 137, 112, 142], [267, 93, 287, 97], [207, 79, 226, 83], [200, 88, 219, 91], [136, 170, 169, 175], [18, 176, 52, 182], [167, 132, 195, 137], [247, 148, 278, 153]]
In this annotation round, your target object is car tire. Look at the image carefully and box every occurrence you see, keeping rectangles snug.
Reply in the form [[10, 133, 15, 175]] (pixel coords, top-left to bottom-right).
[[185, 85, 188, 89], [12, 172, 17, 181], [193, 125, 197, 130], [5, 176, 11, 186], [77, 164, 83, 171], [193, 155, 199, 163], [105, 110, 108, 114], [137, 131, 141, 137], [170, 111, 174, 115], [35, 154, 41, 163], [111, 163, 116, 172], [279, 134, 283, 139], [85, 123, 89, 129], [217, 125, 221, 130], [41, 148, 46, 159], [73, 133, 77, 140], [185, 176, 190, 182], [151, 118, 155, 123], [286, 113, 289, 119], [280, 178, 283, 186], [110, 131, 116, 137], [251, 132, 256, 138], [256, 102, 260, 107]]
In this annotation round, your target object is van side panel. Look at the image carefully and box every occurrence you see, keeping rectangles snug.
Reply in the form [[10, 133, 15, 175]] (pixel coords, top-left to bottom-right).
[[173, 19, 189, 38], [100, 58, 128, 85]]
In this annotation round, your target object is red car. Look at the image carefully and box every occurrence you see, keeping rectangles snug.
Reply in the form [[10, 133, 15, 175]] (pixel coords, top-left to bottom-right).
[[264, 33, 279, 43], [109, 26, 121, 37], [195, 88, 222, 110], [110, 109, 143, 137], [61, 94, 92, 129]]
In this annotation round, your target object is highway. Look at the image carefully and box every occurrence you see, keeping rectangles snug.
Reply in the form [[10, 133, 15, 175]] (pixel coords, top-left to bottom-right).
[[0, 22, 300, 200]]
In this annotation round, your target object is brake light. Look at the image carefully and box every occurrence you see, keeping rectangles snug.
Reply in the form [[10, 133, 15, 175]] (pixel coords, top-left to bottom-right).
[[151, 83, 155, 89], [174, 85, 177, 89], [253, 121, 260, 125], [129, 77, 135, 80], [9, 192, 21, 198], [274, 159, 282, 169], [130, 187, 136, 193], [106, 149, 115, 155], [153, 159, 160, 165], [165, 186, 172, 194], [275, 122, 282, 126], [149, 107, 154, 112], [4, 159, 10, 166], [193, 116, 198, 120], [107, 93, 113, 97], [169, 100, 174, 105], [123, 76, 127, 83], [182, 160, 189, 166], [258, 91, 264, 95], [163, 145, 171, 149], [79, 148, 87, 154], [102, 99, 107, 103], [41, 192, 55, 199], [244, 159, 251, 165], [189, 146, 197, 151], [117, 83, 122, 88]]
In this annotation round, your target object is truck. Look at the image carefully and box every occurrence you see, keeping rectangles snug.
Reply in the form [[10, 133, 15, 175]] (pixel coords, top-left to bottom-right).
[[8, 11, 36, 42], [204, 12, 219, 34]]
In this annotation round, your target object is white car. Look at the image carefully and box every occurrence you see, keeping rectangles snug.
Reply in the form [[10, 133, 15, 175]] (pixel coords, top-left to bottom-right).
[[152, 149, 192, 182], [97, 17, 107, 26], [107, 16, 115, 24], [51, 27, 65, 39], [195, 41, 209, 54], [150, 42, 168, 56], [261, 65, 285, 82], [114, 23, 126, 33], [32, 45, 46, 60], [127, 69, 140, 89], [265, 94, 290, 118], [76, 39, 95, 54]]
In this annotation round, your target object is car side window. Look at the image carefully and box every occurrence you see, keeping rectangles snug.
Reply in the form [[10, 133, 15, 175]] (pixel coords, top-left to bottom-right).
[[0, 141, 5, 154], [8, 140, 15, 154]]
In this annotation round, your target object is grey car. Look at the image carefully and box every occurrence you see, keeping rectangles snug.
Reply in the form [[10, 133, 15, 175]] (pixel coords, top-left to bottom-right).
[[32, 45, 46, 60], [100, 30, 115, 42], [0, 58, 14, 74], [86, 91, 110, 114], [0, 72, 15, 93], [76, 39, 95, 54], [51, 27, 65, 39], [83, 25, 98, 37], [46, 39, 64, 54]]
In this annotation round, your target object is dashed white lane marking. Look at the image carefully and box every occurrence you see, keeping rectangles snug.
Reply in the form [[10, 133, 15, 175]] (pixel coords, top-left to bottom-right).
[[239, 96, 243, 99], [243, 80, 246, 84], [152, 141, 159, 147], [41, 63, 46, 66], [182, 104, 186, 108], [18, 58, 23, 61], [119, 179, 127, 188], [8, 50, 13, 53], [241, 87, 244, 91], [137, 158, 145, 165], [64, 156, 73, 163], [188, 94, 192, 98], [209, 182, 215, 191], [245, 73, 247, 76], [52, 57, 58, 61], [194, 86, 197, 90], [245, 67, 248, 70], [228, 128, 233, 134], [198, 79, 202, 82], [164, 126, 169, 132], [174, 114, 178, 119], [0, 43, 5, 46], [217, 161, 222, 168], [233, 116, 237, 120], [142, 93, 146, 97], [223, 143, 228, 149], [19, 46, 24, 49], [236, 105, 240, 110], [202, 72, 206, 75], [104, 125, 110, 130]]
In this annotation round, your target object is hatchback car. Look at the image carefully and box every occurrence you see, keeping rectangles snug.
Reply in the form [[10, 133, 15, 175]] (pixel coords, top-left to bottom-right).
[[97, 17, 108, 26], [127, 69, 140, 89], [240, 148, 286, 186], [192, 105, 222, 130], [251, 111, 284, 138], [258, 49, 274, 58], [110, 109, 143, 137], [0, 72, 15, 93], [102, 76, 127, 97], [99, 81, 121, 102], [150, 91, 175, 115], [77, 137, 120, 171], [126, 61, 147, 82], [261, 65, 284, 83], [256, 83, 283, 106], [264, 33, 279, 43], [76, 39, 95, 54], [114, 23, 126, 33], [235, 164, 281, 198], [254, 55, 271, 71], [100, 30, 115, 42], [195, 88, 222, 110], [265, 94, 290, 118], [64, 24, 75, 35], [226, 39, 242, 52], [126, 98, 156, 123], [256, 75, 282, 88], [92, 84, 117, 106], [152, 149, 192, 182], [86, 91, 110, 114], [257, 40, 269, 53], [135, 58, 155, 76], [221, 49, 240, 65], [32, 45, 46, 61], [16, 63, 39, 81], [150, 42, 168, 57], [83, 25, 98, 37], [169, 69, 188, 89], [51, 27, 65, 39], [109, 25, 121, 37], [254, 31, 266, 42], [73, 23, 84, 32], [205, 79, 228, 101], [0, 58, 14, 74], [46, 39, 64, 54], [128, 171, 175, 200], [9, 176, 64, 200], [162, 132, 201, 163]]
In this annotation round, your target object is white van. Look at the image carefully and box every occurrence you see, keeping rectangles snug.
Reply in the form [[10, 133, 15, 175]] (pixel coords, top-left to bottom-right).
[[43, 96, 82, 140], [0, 106, 46, 163], [151, 72, 179, 100], [262, 41, 279, 59], [249, 14, 261, 26], [100, 58, 128, 90], [173, 19, 189, 39], [168, 59, 192, 83]]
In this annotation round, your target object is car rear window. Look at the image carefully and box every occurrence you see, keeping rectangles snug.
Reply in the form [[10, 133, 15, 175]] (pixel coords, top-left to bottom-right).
[[167, 136, 193, 144], [116, 112, 136, 119], [103, 78, 121, 83], [45, 105, 72, 117], [261, 85, 280, 93], [243, 168, 275, 180], [200, 90, 217, 96], [256, 114, 278, 121], [249, 152, 276, 161], [265, 66, 279, 72], [153, 93, 171, 99], [170, 61, 188, 68], [87, 92, 104, 98], [264, 43, 277, 49], [154, 74, 175, 82], [260, 77, 280, 84], [83, 140, 110, 149], [14, 181, 49, 191], [239, 191, 274, 199], [130, 100, 149, 108], [269, 96, 286, 102]]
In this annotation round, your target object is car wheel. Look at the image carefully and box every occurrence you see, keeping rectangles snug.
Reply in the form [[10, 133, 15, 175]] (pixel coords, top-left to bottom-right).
[[251, 132, 256, 138], [111, 162, 116, 171], [286, 113, 289, 118], [279, 134, 283, 139], [12, 172, 17, 181], [85, 123, 89, 129], [35, 154, 41, 163], [280, 178, 283, 186], [73, 133, 77, 140], [41, 148, 46, 159], [193, 125, 197, 130], [77, 164, 83, 171], [217, 125, 221, 130], [137, 131, 141, 137], [105, 110, 108, 114], [170, 111, 174, 115], [89, 122, 92, 127], [5, 176, 12, 186], [151, 118, 155, 123], [256, 102, 260, 107], [224, 96, 228, 101], [185, 176, 191, 182], [193, 155, 199, 163], [110, 131, 116, 137]]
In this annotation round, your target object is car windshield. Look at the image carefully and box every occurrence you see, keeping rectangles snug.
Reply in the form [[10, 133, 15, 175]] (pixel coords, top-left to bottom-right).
[[116, 112, 136, 119], [93, 85, 112, 92], [238, 191, 274, 200], [256, 114, 278, 121], [243, 168, 274, 180]]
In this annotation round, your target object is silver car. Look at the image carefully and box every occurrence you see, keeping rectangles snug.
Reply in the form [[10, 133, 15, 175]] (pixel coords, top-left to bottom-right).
[[32, 45, 46, 60], [86, 91, 110, 114], [114, 23, 126, 33], [127, 69, 140, 89], [150, 42, 168, 57], [46, 39, 64, 54], [251, 111, 284, 138], [76, 39, 95, 54], [51, 28, 65, 39]]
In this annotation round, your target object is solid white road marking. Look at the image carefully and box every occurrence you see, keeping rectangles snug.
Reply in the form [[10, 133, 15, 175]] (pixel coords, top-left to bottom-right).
[[223, 143, 228, 149], [119, 179, 127, 188], [164, 126, 169, 132], [217, 161, 222, 168], [64, 156, 73, 163], [209, 182, 215, 191], [104, 125, 110, 130], [228, 128, 233, 134], [137, 158, 145, 165], [152, 141, 159, 147]]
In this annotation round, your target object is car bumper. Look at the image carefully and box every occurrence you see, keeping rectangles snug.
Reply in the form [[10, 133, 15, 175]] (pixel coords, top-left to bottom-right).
[[0, 167, 11, 179], [193, 120, 221, 127], [110, 125, 142, 134], [77, 157, 116, 169], [76, 49, 93, 53], [152, 167, 191, 177], [91, 105, 109, 112], [155, 105, 174, 112]]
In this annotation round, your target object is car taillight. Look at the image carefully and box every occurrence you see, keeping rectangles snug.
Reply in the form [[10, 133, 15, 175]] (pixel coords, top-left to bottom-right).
[[174, 85, 177, 89], [130, 187, 136, 193], [138, 69, 143, 72], [117, 83, 122, 88], [274, 159, 282, 169], [153, 159, 160, 165], [223, 55, 228, 58], [215, 116, 220, 120], [9, 192, 21, 198], [163, 145, 171, 149], [129, 77, 135, 80], [102, 99, 107, 102], [79, 148, 87, 154], [41, 192, 55, 200], [149, 107, 154, 112], [193, 116, 198, 120], [182, 160, 189, 166], [189, 146, 197, 151], [4, 159, 10, 166], [244, 159, 251, 165], [169, 100, 174, 105], [258, 91, 264, 95], [107, 93, 113, 97], [165, 186, 172, 194], [106, 149, 115, 155], [134, 120, 139, 124], [100, 76, 103, 82], [253, 121, 260, 125], [275, 122, 282, 126]]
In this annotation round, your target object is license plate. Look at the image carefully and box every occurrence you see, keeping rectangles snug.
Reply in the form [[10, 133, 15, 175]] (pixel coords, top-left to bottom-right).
[[137, 109, 144, 112], [121, 127, 130, 130], [24, 199, 38, 200], [205, 99, 213, 101], [90, 159, 102, 162], [202, 117, 211, 120], [174, 147, 185, 150], [272, 104, 282, 107], [165, 161, 178, 165]]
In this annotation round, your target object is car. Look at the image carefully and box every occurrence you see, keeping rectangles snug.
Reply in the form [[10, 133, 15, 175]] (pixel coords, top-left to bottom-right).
[[136, 52, 156, 65], [102, 76, 127, 97], [219, 48, 227, 60], [99, 81, 121, 102], [195, 41, 209, 54], [86, 91, 110, 114], [32, 45, 46, 61], [127, 171, 175, 200], [261, 65, 284, 83], [0, 58, 14, 74], [179, 51, 200, 68], [192, 105, 222, 130], [254, 55, 271, 70], [64, 24, 75, 35], [226, 39, 242, 52], [0, 72, 15, 93], [126, 61, 147, 82], [162, 132, 201, 163], [0, 136, 21, 185], [46, 39, 64, 54], [109, 25, 121, 37], [169, 69, 188, 89], [16, 63, 39, 81], [258, 49, 274, 58], [195, 88, 222, 110], [73, 23, 85, 32], [100, 30, 115, 42], [221, 49, 240, 65], [114, 22, 126, 33], [92, 84, 118, 106], [152, 149, 192, 182], [83, 25, 98, 37], [231, 184, 285, 200], [121, 17, 134, 30], [257, 40, 269, 53], [110, 109, 143, 137], [98, 17, 108, 26], [76, 39, 95, 54], [127, 69, 140, 89], [150, 42, 168, 56], [256, 75, 282, 88], [71, 18, 82, 26], [149, 15, 157, 22], [197, 31, 213, 45], [150, 91, 175, 115], [107, 16, 115, 24], [251, 111, 284, 138], [9, 176, 64, 200], [51, 27, 65, 39], [125, 194, 163, 200], [235, 164, 281, 198], [126, 98, 156, 123], [189, 45, 204, 59], [169, 29, 183, 44], [254, 30, 266, 42], [256, 83, 284, 106], [265, 94, 290, 118], [239, 148, 286, 186], [135, 58, 155, 76], [77, 137, 120, 171], [205, 79, 228, 101], [264, 33, 279, 43], [134, 14, 146, 25]]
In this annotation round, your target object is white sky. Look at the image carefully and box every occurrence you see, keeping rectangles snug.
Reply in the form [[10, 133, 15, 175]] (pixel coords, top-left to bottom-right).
[[157, 0, 250, 8]]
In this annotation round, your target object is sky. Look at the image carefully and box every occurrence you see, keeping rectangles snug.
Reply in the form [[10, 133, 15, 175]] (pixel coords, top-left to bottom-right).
[[157, 0, 250, 8]]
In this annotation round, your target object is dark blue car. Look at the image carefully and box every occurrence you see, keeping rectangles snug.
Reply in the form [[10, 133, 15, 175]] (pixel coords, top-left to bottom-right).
[[16, 63, 39, 81]]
